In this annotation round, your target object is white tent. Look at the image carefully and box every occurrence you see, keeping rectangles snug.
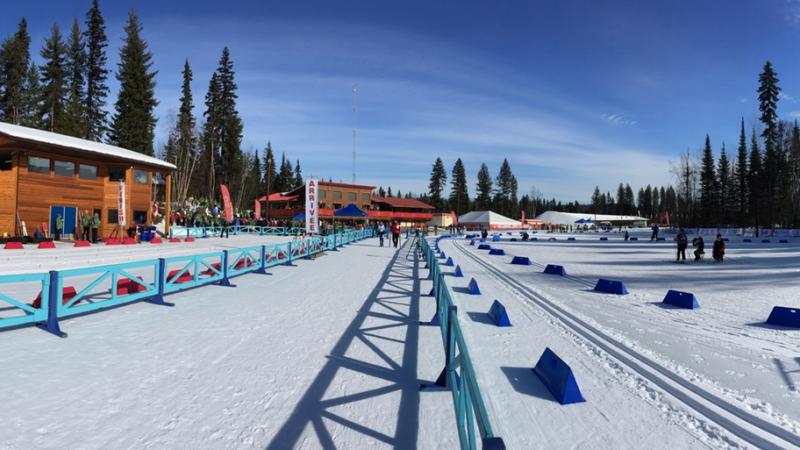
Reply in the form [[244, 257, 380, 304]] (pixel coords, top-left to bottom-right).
[[535, 211, 649, 226], [457, 211, 523, 230]]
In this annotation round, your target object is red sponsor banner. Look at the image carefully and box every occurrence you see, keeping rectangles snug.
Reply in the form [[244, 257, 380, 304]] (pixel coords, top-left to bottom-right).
[[254, 198, 261, 219], [220, 184, 234, 223]]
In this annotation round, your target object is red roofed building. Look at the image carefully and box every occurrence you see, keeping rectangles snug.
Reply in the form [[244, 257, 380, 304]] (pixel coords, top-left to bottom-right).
[[370, 196, 434, 227]]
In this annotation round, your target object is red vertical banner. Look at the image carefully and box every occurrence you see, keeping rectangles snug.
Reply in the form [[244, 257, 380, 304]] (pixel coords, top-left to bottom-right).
[[254, 198, 261, 219], [220, 184, 234, 223]]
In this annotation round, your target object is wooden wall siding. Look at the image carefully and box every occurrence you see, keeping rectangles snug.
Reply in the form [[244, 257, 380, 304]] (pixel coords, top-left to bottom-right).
[[0, 151, 18, 236]]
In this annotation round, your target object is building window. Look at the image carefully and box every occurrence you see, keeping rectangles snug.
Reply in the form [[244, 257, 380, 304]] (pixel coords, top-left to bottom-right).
[[348, 192, 357, 202], [79, 164, 97, 180], [0, 152, 12, 171], [319, 190, 327, 199], [133, 169, 149, 184], [333, 203, 342, 210], [333, 191, 342, 201], [54, 160, 75, 177], [361, 193, 370, 203], [109, 167, 126, 182], [107, 209, 119, 224], [28, 156, 50, 174], [133, 210, 147, 224]]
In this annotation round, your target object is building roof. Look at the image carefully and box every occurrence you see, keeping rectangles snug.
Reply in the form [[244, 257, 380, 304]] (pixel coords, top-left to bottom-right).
[[371, 196, 435, 210], [535, 211, 649, 225], [458, 210, 521, 226], [255, 192, 299, 202], [0, 122, 176, 170]]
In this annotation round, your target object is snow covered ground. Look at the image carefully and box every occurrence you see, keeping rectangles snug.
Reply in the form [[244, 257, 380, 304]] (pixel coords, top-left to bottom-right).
[[434, 231, 800, 449], [0, 237, 456, 449]]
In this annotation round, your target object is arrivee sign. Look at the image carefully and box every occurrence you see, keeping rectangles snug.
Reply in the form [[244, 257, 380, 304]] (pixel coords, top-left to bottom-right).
[[306, 178, 318, 234]]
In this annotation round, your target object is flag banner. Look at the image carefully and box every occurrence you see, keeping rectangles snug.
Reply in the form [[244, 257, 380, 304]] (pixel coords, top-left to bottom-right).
[[254, 198, 261, 219], [220, 184, 234, 223], [118, 181, 127, 226], [306, 178, 319, 234]]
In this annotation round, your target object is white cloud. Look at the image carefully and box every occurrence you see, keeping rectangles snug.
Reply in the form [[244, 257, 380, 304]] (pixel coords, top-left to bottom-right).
[[601, 113, 638, 126]]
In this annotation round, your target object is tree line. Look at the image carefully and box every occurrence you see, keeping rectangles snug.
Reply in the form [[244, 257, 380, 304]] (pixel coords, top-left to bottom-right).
[[0, 1, 305, 212]]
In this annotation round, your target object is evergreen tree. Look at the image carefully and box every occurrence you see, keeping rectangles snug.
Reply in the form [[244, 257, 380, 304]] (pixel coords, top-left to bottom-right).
[[449, 158, 469, 215], [387, 186, 393, 197], [199, 73, 221, 200], [428, 157, 447, 210], [717, 144, 731, 225], [475, 163, 493, 210], [616, 183, 626, 215], [293, 159, 303, 187], [699, 134, 718, 225], [624, 184, 635, 215], [277, 153, 294, 191], [0, 19, 32, 124], [591, 186, 602, 214], [377, 186, 386, 197], [38, 23, 68, 132], [84, 0, 109, 140], [171, 59, 198, 205], [62, 18, 86, 137], [749, 129, 764, 231], [757, 61, 780, 227], [19, 62, 42, 128], [733, 118, 749, 227], [262, 142, 276, 197], [493, 159, 516, 216], [789, 122, 800, 225], [215, 48, 243, 199], [110, 11, 158, 155]]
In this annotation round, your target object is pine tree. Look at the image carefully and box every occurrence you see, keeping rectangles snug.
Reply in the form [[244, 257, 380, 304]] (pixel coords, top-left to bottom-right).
[[171, 59, 198, 205], [19, 62, 42, 128], [0, 19, 32, 124], [293, 160, 303, 187], [448, 158, 469, 215], [475, 163, 493, 210], [263, 142, 276, 198], [749, 129, 764, 231], [591, 186, 602, 214], [700, 134, 717, 225], [733, 118, 748, 227], [377, 186, 386, 197], [758, 61, 780, 228], [62, 18, 86, 137], [110, 11, 158, 155], [39, 24, 68, 132], [717, 144, 731, 225], [276, 153, 294, 191], [84, 0, 108, 140], [387, 187, 393, 197], [428, 157, 447, 210], [624, 184, 635, 215], [215, 47, 243, 201], [789, 122, 800, 225], [616, 183, 626, 215], [493, 159, 516, 216], [199, 73, 221, 200]]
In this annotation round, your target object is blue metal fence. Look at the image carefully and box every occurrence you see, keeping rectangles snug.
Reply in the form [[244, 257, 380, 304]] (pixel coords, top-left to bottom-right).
[[171, 225, 317, 238], [0, 229, 374, 337], [421, 235, 505, 450]]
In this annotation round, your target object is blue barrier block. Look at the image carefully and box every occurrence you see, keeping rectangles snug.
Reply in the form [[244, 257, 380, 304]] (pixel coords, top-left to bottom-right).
[[594, 278, 628, 295], [511, 256, 532, 265], [766, 306, 800, 328], [762, 239, 771, 243], [544, 264, 566, 276], [469, 239, 475, 246], [492, 235, 501, 242], [548, 237, 557, 241], [743, 239, 752, 243], [657, 237, 666, 241], [428, 310, 441, 326], [532, 347, 585, 405], [446, 257, 454, 267], [510, 238, 518, 242], [439, 252, 447, 260], [662, 290, 699, 309], [568, 237, 576, 241], [488, 300, 512, 326], [629, 237, 638, 241], [480, 238, 486, 243], [478, 244, 492, 250], [468, 278, 481, 295], [489, 248, 506, 256], [722, 238, 729, 242], [531, 237, 538, 241], [779, 239, 789, 243], [454, 265, 464, 277], [600, 237, 608, 241]]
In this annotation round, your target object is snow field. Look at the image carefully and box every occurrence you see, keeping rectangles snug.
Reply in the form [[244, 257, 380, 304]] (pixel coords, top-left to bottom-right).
[[0, 238, 455, 449], [435, 234, 800, 449]]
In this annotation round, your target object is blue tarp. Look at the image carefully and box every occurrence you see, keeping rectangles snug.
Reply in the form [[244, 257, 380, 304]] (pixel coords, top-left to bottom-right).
[[292, 212, 305, 221], [333, 203, 367, 217]]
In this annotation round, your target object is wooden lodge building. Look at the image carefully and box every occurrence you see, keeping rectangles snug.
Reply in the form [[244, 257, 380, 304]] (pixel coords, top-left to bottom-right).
[[254, 181, 435, 227], [0, 122, 175, 239]]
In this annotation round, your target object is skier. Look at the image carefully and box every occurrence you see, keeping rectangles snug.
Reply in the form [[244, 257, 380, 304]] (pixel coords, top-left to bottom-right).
[[377, 222, 386, 247], [693, 235, 705, 262], [651, 223, 659, 241], [712, 234, 725, 262], [624, 230, 630, 241], [81, 210, 91, 241], [54, 214, 63, 241], [91, 212, 100, 243], [391, 220, 401, 248], [674, 228, 688, 262]]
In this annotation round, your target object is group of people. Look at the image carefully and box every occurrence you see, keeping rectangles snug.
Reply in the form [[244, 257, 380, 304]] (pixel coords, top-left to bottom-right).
[[376, 221, 402, 248], [674, 228, 725, 263]]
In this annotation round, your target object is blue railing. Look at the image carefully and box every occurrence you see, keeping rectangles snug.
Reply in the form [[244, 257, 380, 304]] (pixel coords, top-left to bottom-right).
[[421, 235, 505, 450], [171, 225, 316, 238], [0, 229, 374, 337]]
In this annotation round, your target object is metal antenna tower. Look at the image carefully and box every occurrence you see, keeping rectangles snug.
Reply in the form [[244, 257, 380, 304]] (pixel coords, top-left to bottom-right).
[[352, 84, 357, 184]]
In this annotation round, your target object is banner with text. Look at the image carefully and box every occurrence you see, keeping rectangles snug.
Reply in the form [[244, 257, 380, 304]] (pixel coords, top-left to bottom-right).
[[306, 178, 319, 234], [118, 181, 127, 226], [220, 184, 234, 223]]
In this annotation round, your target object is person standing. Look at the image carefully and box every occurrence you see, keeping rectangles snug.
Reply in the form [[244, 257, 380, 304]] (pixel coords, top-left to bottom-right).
[[651, 224, 659, 241], [54, 214, 63, 241], [377, 222, 386, 247], [674, 228, 688, 262], [220, 218, 229, 238], [91, 212, 100, 243], [81, 210, 91, 241], [693, 235, 705, 262], [712, 234, 725, 262], [391, 220, 401, 248]]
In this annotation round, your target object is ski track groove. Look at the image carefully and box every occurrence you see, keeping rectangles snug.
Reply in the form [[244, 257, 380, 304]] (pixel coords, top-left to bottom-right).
[[448, 238, 800, 450]]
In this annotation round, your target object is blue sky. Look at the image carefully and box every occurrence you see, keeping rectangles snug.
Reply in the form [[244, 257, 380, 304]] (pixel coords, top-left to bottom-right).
[[4, 0, 800, 201]]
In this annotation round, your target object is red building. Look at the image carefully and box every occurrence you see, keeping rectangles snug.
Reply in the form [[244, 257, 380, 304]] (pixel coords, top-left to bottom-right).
[[254, 181, 434, 227]]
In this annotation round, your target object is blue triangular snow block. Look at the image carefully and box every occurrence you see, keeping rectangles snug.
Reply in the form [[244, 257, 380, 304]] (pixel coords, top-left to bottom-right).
[[779, 239, 789, 243], [511, 256, 532, 265], [488, 300, 512, 327], [489, 248, 506, 256], [594, 278, 628, 295], [762, 239, 771, 243], [492, 235, 501, 242], [600, 237, 608, 241], [446, 257, 454, 266], [530, 237, 538, 241], [544, 264, 566, 276], [468, 278, 481, 295], [510, 238, 518, 242], [533, 347, 585, 405], [480, 238, 486, 243], [454, 265, 464, 277], [439, 252, 447, 259], [478, 244, 492, 250], [469, 239, 475, 246], [629, 237, 638, 241], [766, 306, 800, 328], [743, 239, 752, 243], [657, 237, 666, 241], [662, 290, 699, 309], [567, 237, 576, 241]]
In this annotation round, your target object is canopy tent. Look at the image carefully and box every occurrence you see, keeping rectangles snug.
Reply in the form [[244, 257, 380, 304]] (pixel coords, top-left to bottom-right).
[[292, 212, 305, 222], [574, 218, 594, 224], [333, 203, 368, 218], [457, 210, 523, 230], [536, 211, 649, 226]]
